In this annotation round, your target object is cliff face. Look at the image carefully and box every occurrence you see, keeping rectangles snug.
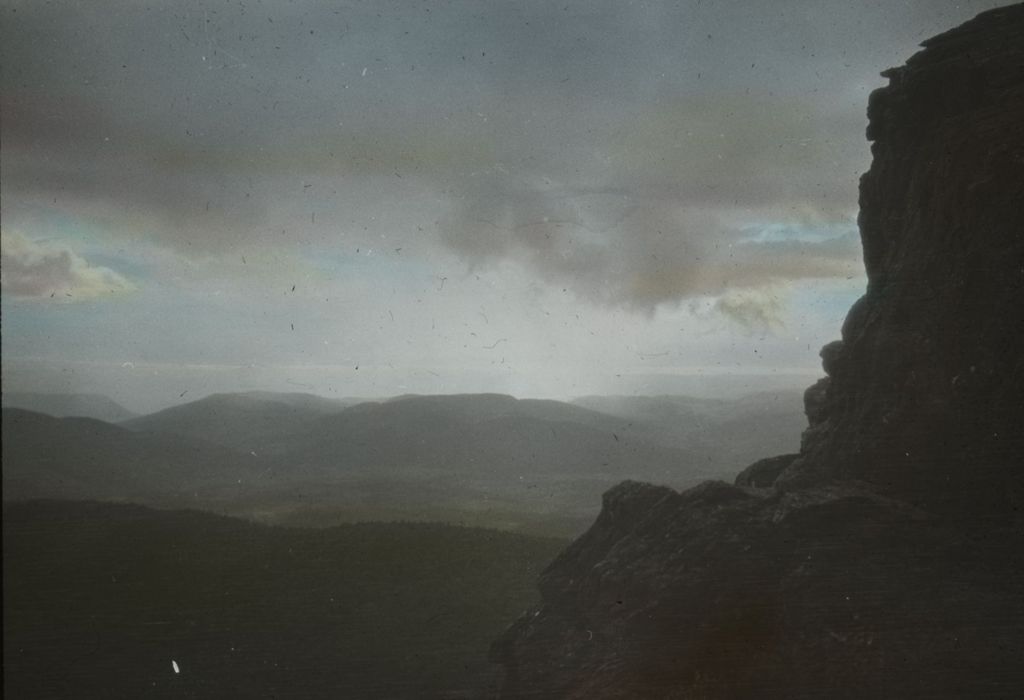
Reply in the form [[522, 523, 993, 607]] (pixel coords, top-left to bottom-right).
[[777, 7, 1024, 512], [492, 6, 1024, 698]]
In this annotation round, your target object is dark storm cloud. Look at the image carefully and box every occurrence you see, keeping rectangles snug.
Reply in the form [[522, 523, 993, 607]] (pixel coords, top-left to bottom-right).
[[0, 0, 1005, 304]]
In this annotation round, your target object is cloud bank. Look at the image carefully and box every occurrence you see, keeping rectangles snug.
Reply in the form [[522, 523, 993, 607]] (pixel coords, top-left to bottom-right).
[[1, 230, 135, 300], [1, 0, 997, 317]]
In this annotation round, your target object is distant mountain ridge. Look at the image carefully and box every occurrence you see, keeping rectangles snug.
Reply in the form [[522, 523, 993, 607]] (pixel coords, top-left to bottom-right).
[[572, 391, 805, 467], [266, 393, 715, 481], [1, 408, 270, 504], [2, 391, 137, 422], [4, 391, 783, 534], [4, 389, 811, 535], [122, 391, 357, 452]]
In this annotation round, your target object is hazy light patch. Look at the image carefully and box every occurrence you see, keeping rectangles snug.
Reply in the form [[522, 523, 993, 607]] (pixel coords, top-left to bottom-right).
[[788, 276, 867, 327], [712, 288, 787, 332]]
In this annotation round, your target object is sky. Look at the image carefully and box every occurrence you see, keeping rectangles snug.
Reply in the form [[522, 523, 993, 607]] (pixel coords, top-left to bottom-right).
[[0, 0, 1008, 413]]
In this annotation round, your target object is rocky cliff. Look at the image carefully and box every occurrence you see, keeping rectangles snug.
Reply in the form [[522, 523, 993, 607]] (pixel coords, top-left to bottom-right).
[[491, 6, 1024, 698], [776, 6, 1024, 515]]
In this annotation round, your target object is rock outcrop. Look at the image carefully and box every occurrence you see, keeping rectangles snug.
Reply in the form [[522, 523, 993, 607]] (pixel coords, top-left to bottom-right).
[[775, 7, 1024, 515], [491, 6, 1024, 698]]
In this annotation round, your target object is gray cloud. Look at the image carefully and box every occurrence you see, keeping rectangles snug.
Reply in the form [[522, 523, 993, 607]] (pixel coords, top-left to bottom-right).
[[0, 0, 1005, 305], [440, 167, 864, 311]]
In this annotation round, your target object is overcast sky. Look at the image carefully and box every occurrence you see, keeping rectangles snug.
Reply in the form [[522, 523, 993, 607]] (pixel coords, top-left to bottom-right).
[[1, 0, 1007, 412]]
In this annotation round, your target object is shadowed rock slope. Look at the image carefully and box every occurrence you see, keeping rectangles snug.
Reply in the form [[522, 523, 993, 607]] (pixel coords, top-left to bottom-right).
[[491, 6, 1024, 698]]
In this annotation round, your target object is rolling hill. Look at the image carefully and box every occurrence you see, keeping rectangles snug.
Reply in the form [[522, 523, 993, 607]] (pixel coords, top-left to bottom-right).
[[121, 391, 357, 452], [271, 393, 714, 481], [3, 391, 803, 535], [1, 409, 270, 504], [1, 391, 137, 422], [572, 390, 806, 468]]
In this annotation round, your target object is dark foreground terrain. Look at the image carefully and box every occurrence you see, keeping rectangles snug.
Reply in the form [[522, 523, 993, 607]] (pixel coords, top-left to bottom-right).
[[3, 501, 563, 699]]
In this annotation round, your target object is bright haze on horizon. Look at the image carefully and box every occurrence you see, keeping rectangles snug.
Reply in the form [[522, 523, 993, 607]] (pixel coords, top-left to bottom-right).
[[0, 0, 1006, 413]]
